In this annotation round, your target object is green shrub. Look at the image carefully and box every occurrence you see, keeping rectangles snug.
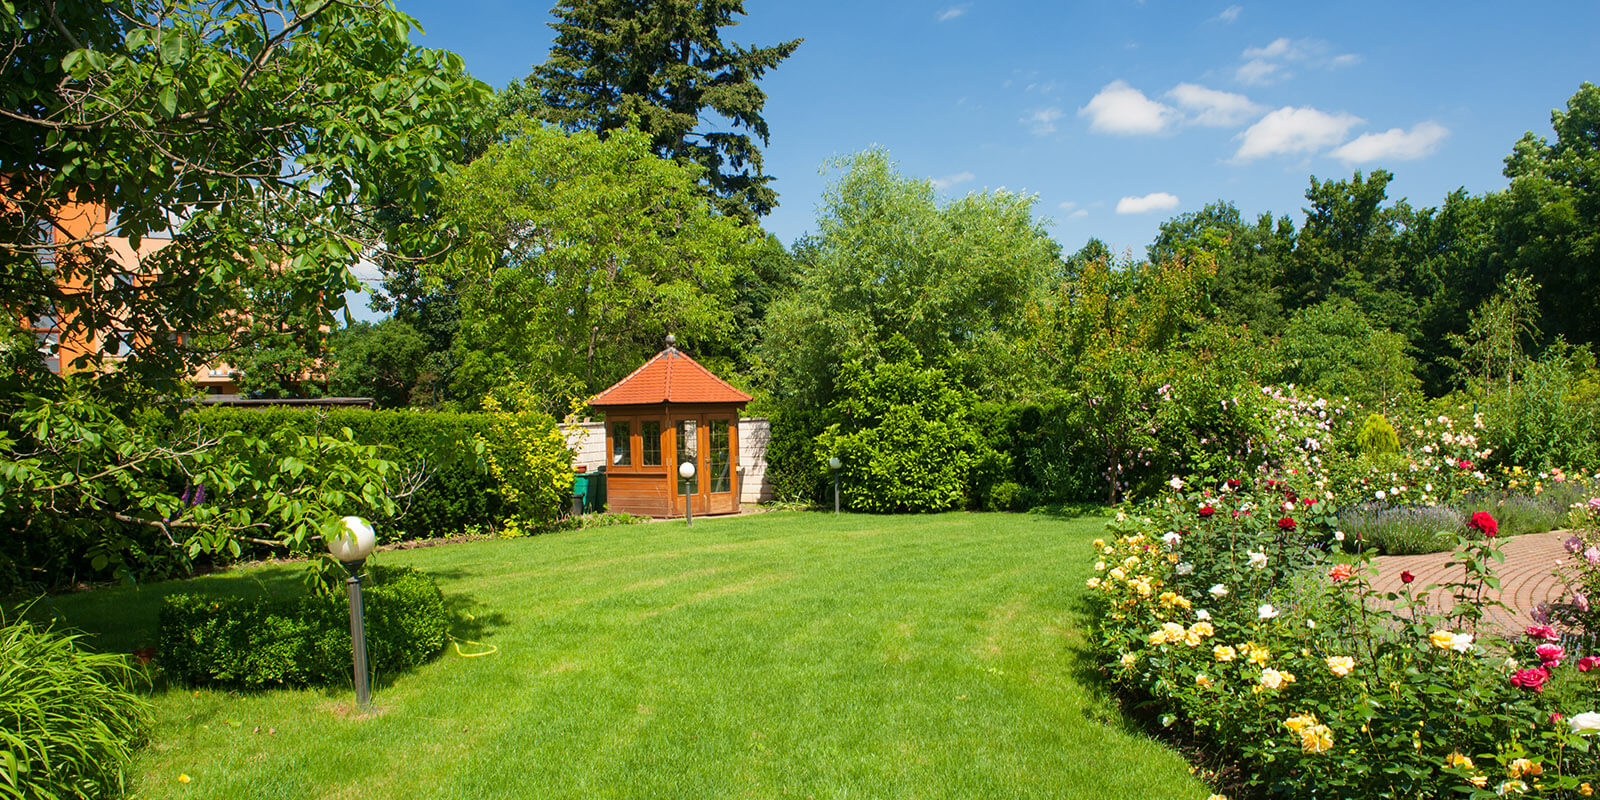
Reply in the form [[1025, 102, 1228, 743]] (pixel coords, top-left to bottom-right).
[[0, 615, 150, 800], [814, 344, 989, 513], [172, 407, 502, 540], [1354, 412, 1400, 456], [156, 565, 448, 689], [984, 481, 1027, 512], [1483, 343, 1600, 471]]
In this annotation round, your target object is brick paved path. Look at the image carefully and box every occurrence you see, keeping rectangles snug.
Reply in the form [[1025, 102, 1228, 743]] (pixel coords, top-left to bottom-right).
[[1370, 529, 1578, 632]]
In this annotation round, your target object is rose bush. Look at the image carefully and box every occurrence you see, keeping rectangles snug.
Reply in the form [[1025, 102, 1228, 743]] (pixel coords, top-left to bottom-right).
[[1088, 480, 1600, 799]]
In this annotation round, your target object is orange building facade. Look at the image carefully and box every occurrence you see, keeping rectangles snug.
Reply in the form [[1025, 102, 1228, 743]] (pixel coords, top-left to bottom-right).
[[29, 199, 247, 393]]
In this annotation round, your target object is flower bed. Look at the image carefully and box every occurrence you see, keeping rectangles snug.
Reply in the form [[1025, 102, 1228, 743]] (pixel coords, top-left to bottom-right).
[[1087, 478, 1600, 798]]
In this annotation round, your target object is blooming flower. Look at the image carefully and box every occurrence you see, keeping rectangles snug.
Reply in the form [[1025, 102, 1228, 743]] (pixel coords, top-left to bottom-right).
[[1247, 551, 1268, 570], [1509, 666, 1550, 691], [1527, 624, 1559, 641], [1185, 622, 1214, 646], [1198, 505, 1215, 518], [1587, 546, 1600, 566], [1507, 758, 1543, 778], [1325, 656, 1354, 677], [1195, 673, 1213, 688], [1570, 713, 1600, 735], [1579, 656, 1600, 672], [1119, 652, 1137, 667], [1243, 642, 1270, 666], [1195, 609, 1210, 620], [1176, 562, 1194, 575], [1536, 643, 1565, 667], [1213, 645, 1236, 662], [1209, 584, 1229, 598], [1468, 511, 1498, 538], [1430, 630, 1457, 650], [1168, 476, 1184, 490], [1445, 752, 1475, 769], [1258, 604, 1279, 620], [1299, 724, 1332, 754], [1400, 570, 1415, 584], [1450, 633, 1475, 653], [1258, 667, 1293, 690], [1328, 564, 1353, 582], [1277, 516, 1296, 531], [1162, 531, 1182, 548]]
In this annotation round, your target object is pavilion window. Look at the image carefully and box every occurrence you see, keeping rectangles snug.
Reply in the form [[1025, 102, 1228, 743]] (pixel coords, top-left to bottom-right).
[[709, 420, 731, 493], [641, 421, 662, 466], [611, 422, 631, 466]]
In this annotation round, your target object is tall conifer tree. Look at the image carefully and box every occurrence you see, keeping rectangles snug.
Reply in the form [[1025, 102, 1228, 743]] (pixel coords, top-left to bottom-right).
[[523, 0, 800, 222]]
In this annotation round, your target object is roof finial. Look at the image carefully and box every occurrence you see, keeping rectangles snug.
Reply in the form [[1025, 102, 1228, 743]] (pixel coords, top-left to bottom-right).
[[665, 333, 677, 351]]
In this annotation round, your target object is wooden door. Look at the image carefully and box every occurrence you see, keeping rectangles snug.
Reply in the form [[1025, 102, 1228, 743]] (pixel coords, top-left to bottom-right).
[[672, 414, 740, 516]]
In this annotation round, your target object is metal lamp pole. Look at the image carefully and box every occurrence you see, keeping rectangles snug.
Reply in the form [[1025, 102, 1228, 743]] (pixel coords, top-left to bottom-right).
[[828, 456, 842, 514], [328, 516, 377, 711], [679, 461, 697, 526]]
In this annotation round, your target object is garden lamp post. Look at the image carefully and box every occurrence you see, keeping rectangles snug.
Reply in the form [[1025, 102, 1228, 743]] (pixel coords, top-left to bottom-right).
[[679, 460, 697, 526], [828, 456, 842, 514], [327, 516, 377, 711]]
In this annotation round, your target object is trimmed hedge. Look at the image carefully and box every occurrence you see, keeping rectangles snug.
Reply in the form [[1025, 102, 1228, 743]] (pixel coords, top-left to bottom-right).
[[0, 616, 150, 800], [169, 407, 503, 540], [156, 566, 448, 689]]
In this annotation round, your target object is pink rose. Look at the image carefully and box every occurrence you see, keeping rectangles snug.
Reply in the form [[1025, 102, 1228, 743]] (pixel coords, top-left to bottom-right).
[[1579, 656, 1600, 673], [1526, 625, 1559, 641], [1536, 643, 1565, 666], [1509, 666, 1550, 691]]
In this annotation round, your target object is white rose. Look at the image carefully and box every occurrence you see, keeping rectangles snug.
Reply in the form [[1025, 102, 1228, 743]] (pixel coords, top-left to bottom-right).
[[1247, 551, 1268, 570], [1176, 562, 1194, 575], [1258, 603, 1279, 620], [1209, 584, 1229, 598], [1569, 712, 1600, 735], [1195, 609, 1211, 620]]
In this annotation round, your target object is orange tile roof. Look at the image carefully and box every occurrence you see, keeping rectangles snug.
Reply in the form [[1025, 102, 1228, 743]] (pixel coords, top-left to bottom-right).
[[590, 347, 753, 407]]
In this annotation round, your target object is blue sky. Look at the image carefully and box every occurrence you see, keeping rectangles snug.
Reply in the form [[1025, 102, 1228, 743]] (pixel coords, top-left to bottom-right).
[[388, 0, 1598, 262]]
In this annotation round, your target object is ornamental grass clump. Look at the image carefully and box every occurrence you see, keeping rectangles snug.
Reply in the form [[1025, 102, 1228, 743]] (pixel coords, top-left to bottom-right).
[[1089, 479, 1600, 799], [0, 615, 150, 800]]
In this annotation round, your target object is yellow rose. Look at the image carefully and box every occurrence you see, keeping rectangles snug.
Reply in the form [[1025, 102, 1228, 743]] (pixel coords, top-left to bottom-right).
[[1195, 673, 1213, 688], [1119, 652, 1137, 667], [1578, 782, 1592, 796], [1108, 568, 1126, 581], [1444, 752, 1474, 769], [1258, 668, 1289, 690], [1092, 539, 1106, 548], [1429, 630, 1456, 649], [1325, 656, 1354, 677], [1283, 713, 1317, 734], [1245, 643, 1270, 666], [1213, 645, 1236, 662], [1086, 577, 1101, 589], [1123, 555, 1141, 568], [1299, 724, 1333, 754]]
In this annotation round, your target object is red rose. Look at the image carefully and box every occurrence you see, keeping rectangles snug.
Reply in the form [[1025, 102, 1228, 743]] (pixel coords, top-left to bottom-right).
[[1400, 570, 1415, 584], [1468, 511, 1498, 538], [1303, 497, 1317, 506], [1509, 666, 1549, 691], [1329, 564, 1353, 582], [1198, 505, 1216, 518], [1226, 479, 1242, 489], [1277, 516, 1296, 531], [1579, 656, 1600, 673], [1457, 459, 1473, 470]]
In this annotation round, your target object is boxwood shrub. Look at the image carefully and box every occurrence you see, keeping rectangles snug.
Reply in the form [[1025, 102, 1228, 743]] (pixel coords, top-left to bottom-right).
[[156, 565, 448, 689], [0, 616, 150, 800]]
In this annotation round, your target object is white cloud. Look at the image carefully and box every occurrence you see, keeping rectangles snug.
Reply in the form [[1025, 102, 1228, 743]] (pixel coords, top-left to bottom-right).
[[1022, 107, 1064, 135], [936, 5, 967, 21], [1233, 106, 1364, 161], [1244, 37, 1295, 59], [1330, 122, 1449, 163], [1168, 83, 1263, 127], [931, 171, 976, 190], [1078, 80, 1179, 135], [1235, 59, 1281, 86], [1237, 38, 1359, 85], [1058, 201, 1089, 220], [1116, 192, 1181, 214], [1216, 5, 1242, 23]]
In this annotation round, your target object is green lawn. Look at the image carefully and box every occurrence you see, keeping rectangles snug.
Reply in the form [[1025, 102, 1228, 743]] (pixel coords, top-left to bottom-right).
[[38, 512, 1208, 800]]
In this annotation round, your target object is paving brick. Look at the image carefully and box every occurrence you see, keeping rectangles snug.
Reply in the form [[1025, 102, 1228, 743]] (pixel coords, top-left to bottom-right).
[[1368, 530, 1580, 633]]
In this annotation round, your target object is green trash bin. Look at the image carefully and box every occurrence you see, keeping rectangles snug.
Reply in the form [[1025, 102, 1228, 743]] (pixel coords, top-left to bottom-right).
[[571, 471, 590, 515]]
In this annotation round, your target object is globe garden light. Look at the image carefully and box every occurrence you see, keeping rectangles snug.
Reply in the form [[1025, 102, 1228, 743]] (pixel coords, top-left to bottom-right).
[[327, 516, 377, 710], [828, 457, 842, 514], [678, 461, 697, 526]]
